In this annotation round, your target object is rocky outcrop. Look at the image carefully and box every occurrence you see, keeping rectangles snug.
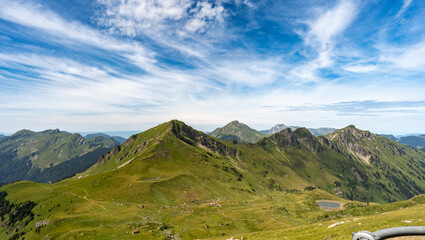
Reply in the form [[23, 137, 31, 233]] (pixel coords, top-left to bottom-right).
[[171, 120, 237, 157], [320, 126, 378, 165], [262, 127, 324, 153]]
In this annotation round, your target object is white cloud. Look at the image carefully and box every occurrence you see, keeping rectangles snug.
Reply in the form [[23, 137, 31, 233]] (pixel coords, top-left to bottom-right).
[[97, 0, 230, 37], [380, 40, 425, 70], [96, 0, 192, 36], [184, 2, 225, 33], [344, 64, 378, 73], [396, 0, 413, 18], [208, 58, 281, 86], [95, 0, 252, 58], [0, 53, 110, 83], [0, 0, 156, 69], [291, 0, 358, 82], [306, 0, 357, 47]]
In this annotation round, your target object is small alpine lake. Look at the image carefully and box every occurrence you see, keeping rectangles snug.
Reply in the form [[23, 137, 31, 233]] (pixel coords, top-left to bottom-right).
[[316, 200, 343, 210]]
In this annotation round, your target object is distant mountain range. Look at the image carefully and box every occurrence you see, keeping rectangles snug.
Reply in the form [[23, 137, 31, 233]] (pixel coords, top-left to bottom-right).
[[78, 131, 139, 139], [380, 134, 425, 149], [0, 134, 6, 139], [210, 121, 337, 143], [84, 133, 127, 144], [0, 129, 120, 184], [259, 124, 337, 136], [2, 120, 425, 239]]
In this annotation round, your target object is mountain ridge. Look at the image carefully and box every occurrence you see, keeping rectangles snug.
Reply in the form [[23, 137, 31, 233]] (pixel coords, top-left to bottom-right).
[[84, 133, 127, 144], [0, 129, 120, 184], [2, 120, 425, 239], [83, 120, 425, 203]]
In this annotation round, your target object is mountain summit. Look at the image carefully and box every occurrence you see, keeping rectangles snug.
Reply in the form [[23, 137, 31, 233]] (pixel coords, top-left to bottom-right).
[[209, 120, 264, 143]]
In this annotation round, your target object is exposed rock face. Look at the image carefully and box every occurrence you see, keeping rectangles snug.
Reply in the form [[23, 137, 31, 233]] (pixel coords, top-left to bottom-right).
[[262, 127, 323, 153], [264, 128, 300, 149], [171, 121, 237, 157], [35, 220, 50, 228], [97, 145, 121, 164], [320, 126, 377, 165]]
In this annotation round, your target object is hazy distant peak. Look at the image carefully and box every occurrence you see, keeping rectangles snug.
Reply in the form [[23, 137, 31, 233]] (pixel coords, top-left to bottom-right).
[[269, 124, 289, 134]]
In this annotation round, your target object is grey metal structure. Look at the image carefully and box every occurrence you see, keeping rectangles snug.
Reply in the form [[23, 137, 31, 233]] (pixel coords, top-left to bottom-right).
[[352, 226, 425, 240]]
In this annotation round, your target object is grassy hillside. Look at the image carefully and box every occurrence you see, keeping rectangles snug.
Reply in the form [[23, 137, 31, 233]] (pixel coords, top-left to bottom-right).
[[210, 121, 264, 143], [1, 120, 425, 239], [321, 125, 425, 202], [0, 179, 355, 240], [210, 194, 425, 240], [0, 129, 120, 184]]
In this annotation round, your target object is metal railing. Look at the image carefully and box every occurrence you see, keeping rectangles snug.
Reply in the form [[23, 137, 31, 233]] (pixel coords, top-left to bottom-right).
[[352, 226, 425, 240]]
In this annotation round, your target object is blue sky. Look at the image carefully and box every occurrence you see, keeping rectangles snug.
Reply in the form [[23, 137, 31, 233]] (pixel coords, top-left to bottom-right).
[[0, 0, 424, 135]]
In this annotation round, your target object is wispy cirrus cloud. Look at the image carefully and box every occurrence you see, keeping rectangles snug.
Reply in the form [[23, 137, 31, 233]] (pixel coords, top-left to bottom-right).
[[0, 0, 156, 69], [396, 0, 413, 18], [343, 64, 378, 73], [285, 100, 425, 115], [379, 40, 425, 71], [290, 0, 358, 82]]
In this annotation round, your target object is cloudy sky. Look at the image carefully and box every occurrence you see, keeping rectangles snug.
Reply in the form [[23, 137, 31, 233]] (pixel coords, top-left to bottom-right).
[[0, 0, 424, 135]]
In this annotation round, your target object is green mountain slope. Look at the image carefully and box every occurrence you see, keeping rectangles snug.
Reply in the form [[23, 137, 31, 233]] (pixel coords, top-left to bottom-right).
[[233, 194, 425, 240], [0, 129, 120, 184], [210, 120, 264, 143], [1, 121, 425, 239], [320, 125, 425, 202]]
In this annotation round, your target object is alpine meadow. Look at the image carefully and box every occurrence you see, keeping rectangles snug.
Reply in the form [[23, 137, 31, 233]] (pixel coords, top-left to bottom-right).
[[1, 0, 425, 240]]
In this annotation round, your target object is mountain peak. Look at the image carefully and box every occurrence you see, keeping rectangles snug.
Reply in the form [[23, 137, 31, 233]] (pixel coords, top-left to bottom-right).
[[92, 120, 237, 174], [268, 124, 288, 134], [42, 128, 65, 134], [293, 127, 313, 138], [327, 125, 374, 141], [321, 125, 378, 165], [169, 119, 201, 145], [12, 129, 35, 137], [210, 120, 263, 143], [264, 127, 297, 147], [342, 125, 373, 139]]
